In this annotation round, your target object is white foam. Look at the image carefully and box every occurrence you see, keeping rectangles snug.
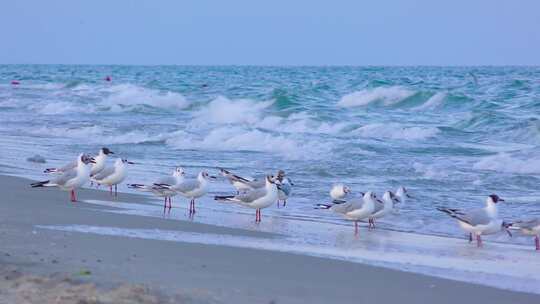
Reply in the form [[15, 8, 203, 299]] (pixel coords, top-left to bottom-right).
[[413, 162, 449, 179], [166, 127, 330, 160], [101, 84, 190, 110], [414, 92, 446, 110], [474, 153, 540, 174], [195, 96, 273, 124], [31, 101, 91, 115], [353, 123, 439, 141], [338, 86, 415, 108]]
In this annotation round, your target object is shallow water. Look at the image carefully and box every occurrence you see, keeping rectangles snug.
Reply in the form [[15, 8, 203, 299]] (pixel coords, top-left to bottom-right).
[[37, 197, 540, 294], [1, 65, 540, 243]]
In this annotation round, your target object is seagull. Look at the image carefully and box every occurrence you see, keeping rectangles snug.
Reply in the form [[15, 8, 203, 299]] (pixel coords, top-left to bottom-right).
[[316, 191, 379, 236], [511, 218, 540, 250], [437, 194, 511, 247], [91, 158, 134, 197], [273, 170, 293, 207], [219, 168, 257, 192], [44, 148, 113, 176], [395, 186, 411, 203], [164, 171, 215, 216], [220, 168, 285, 192], [89, 148, 114, 186], [368, 190, 401, 229], [128, 167, 185, 210], [31, 154, 95, 202], [215, 175, 279, 223], [330, 184, 351, 203]]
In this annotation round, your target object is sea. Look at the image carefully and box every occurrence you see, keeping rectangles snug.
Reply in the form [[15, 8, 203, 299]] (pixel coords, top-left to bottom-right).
[[1, 65, 540, 292]]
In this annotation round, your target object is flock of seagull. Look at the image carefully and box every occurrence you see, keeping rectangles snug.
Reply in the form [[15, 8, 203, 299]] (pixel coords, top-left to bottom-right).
[[30, 147, 540, 251]]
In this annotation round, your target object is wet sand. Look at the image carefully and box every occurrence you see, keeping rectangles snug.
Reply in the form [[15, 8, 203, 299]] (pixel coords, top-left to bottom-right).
[[0, 174, 538, 303]]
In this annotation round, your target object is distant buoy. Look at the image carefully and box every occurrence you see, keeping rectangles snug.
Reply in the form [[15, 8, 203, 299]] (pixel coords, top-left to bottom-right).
[[11, 80, 20, 85], [105, 76, 112, 82]]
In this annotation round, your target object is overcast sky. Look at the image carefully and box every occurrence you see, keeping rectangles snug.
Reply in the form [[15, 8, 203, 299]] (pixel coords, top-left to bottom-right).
[[1, 0, 539, 65]]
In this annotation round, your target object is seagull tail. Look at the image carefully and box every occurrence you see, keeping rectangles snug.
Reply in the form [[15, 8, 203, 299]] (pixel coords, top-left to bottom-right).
[[30, 180, 50, 188], [214, 195, 236, 202], [436, 207, 471, 224], [43, 168, 58, 174], [314, 203, 332, 210], [127, 184, 152, 192]]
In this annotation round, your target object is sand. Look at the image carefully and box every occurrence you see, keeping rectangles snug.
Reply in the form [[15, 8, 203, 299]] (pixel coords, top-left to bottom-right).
[[0, 174, 538, 303]]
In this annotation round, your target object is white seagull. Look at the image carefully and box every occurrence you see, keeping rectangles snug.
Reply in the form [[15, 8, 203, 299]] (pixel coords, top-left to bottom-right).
[[316, 191, 380, 236], [220, 168, 285, 192], [330, 184, 351, 203], [44, 147, 113, 176], [92, 158, 134, 197], [437, 194, 512, 247], [512, 218, 540, 251], [31, 154, 95, 202], [128, 167, 185, 210], [395, 186, 411, 203], [164, 171, 215, 216], [273, 170, 293, 207], [90, 147, 115, 177], [368, 190, 401, 229], [215, 175, 279, 223]]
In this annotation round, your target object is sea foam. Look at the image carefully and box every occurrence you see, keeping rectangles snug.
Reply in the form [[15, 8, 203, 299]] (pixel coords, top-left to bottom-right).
[[338, 86, 415, 107]]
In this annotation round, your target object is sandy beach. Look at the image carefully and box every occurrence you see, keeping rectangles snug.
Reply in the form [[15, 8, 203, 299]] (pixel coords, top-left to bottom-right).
[[0, 174, 537, 303]]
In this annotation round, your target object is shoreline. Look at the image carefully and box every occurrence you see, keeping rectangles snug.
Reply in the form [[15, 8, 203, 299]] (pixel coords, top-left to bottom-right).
[[1, 174, 539, 303]]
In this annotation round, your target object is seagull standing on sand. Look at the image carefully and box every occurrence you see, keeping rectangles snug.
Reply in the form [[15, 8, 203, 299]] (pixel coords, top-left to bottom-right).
[[215, 175, 279, 223], [164, 171, 215, 216], [128, 167, 185, 210], [91, 158, 134, 197], [368, 190, 401, 229], [437, 194, 512, 247], [512, 218, 540, 250], [31, 154, 95, 202], [316, 191, 379, 236]]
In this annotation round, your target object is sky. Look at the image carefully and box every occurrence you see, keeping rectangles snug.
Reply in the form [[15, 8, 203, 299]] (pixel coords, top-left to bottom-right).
[[1, 0, 539, 65]]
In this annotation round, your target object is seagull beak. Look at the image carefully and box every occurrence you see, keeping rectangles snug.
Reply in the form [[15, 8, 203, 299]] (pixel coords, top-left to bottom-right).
[[209, 175, 218, 180], [406, 194, 412, 198], [127, 161, 136, 165], [377, 199, 383, 204], [89, 157, 96, 164]]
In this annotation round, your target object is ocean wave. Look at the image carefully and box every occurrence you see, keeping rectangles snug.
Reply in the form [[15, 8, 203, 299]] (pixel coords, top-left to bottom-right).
[[352, 123, 440, 141], [413, 162, 449, 180], [100, 84, 190, 111], [413, 92, 447, 110], [337, 86, 415, 107], [194, 96, 349, 136], [30, 101, 93, 115], [473, 153, 540, 174], [166, 127, 331, 160], [27, 126, 172, 145], [195, 96, 274, 124]]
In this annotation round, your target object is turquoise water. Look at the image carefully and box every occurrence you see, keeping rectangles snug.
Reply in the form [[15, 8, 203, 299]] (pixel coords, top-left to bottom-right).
[[1, 65, 540, 241]]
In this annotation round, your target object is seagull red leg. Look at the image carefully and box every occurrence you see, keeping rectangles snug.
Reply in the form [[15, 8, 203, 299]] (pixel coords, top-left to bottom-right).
[[476, 235, 483, 248]]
